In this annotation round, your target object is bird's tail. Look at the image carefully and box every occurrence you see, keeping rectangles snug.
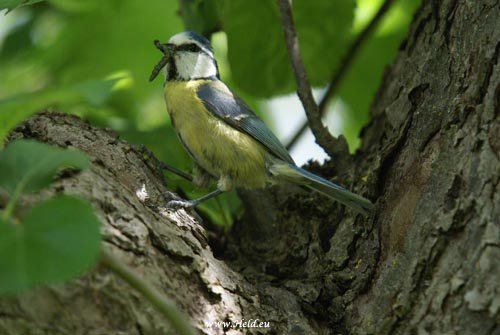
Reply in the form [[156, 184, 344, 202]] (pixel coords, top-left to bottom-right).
[[270, 163, 374, 216]]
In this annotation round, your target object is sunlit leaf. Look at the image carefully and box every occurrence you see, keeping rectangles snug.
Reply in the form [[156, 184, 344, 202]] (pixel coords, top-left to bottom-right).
[[0, 195, 101, 295]]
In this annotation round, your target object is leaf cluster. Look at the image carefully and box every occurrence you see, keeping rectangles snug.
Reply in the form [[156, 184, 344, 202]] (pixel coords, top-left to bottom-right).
[[0, 140, 100, 295]]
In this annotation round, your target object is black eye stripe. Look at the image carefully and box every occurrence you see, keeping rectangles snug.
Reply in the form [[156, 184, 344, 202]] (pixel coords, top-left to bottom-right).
[[177, 43, 202, 52]]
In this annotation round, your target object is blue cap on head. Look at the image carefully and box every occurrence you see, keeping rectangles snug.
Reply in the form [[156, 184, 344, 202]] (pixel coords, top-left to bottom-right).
[[168, 31, 213, 54], [184, 31, 213, 52]]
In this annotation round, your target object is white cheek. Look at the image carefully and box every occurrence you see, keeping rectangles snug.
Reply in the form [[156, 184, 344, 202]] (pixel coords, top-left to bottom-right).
[[175, 53, 217, 79], [193, 55, 217, 77]]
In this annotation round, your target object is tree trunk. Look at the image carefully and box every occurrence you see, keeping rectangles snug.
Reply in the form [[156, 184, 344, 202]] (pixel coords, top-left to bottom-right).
[[1, 0, 499, 334]]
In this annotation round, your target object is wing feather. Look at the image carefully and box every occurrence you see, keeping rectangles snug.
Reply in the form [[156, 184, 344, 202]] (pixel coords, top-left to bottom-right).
[[196, 82, 294, 164]]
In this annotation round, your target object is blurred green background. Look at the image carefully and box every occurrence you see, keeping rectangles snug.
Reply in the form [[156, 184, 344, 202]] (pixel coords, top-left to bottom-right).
[[0, 0, 419, 226]]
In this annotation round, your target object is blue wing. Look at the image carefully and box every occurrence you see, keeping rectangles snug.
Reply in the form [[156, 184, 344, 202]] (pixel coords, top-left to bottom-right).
[[196, 81, 295, 165]]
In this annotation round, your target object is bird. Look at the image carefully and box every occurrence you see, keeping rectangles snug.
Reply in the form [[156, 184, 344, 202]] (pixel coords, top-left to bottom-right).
[[149, 31, 374, 215]]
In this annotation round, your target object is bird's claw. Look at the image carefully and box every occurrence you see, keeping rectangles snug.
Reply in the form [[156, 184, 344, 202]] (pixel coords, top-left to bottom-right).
[[166, 199, 195, 209], [161, 191, 194, 209]]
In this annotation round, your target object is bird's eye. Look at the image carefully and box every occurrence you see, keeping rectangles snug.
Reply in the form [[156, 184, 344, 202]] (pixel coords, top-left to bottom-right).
[[188, 43, 201, 52], [179, 43, 201, 52]]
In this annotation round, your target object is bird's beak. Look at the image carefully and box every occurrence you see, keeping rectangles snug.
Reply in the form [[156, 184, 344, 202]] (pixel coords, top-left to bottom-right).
[[154, 40, 175, 56], [149, 40, 174, 82], [164, 43, 175, 52]]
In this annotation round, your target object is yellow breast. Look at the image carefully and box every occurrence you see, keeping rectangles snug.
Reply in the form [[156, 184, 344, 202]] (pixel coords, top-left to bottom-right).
[[163, 80, 269, 189]]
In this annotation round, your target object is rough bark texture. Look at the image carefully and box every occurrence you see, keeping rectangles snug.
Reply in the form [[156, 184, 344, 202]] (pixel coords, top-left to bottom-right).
[[351, 1, 500, 333], [1, 0, 499, 334]]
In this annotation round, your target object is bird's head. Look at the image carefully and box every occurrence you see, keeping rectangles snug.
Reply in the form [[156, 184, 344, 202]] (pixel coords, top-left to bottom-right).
[[150, 31, 219, 82]]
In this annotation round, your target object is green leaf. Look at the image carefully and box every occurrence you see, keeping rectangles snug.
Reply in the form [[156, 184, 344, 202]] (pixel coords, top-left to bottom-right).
[[179, 0, 220, 36], [0, 79, 118, 142], [0, 139, 89, 195], [0, 195, 101, 295], [0, 0, 44, 12], [217, 0, 355, 97]]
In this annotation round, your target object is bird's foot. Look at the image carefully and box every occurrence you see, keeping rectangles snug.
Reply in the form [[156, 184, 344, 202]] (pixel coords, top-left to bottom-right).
[[161, 191, 195, 209], [161, 190, 182, 201], [166, 199, 197, 209]]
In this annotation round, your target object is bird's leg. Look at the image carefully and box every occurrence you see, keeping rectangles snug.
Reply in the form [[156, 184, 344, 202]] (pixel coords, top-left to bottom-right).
[[132, 144, 193, 182], [157, 161, 193, 182], [162, 165, 217, 208], [165, 188, 224, 209], [135, 144, 224, 208]]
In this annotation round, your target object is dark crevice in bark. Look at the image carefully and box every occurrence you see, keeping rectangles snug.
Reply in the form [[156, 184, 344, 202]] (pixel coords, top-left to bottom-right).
[[375, 112, 414, 197], [478, 40, 500, 105], [408, 12, 432, 56], [443, 0, 459, 47]]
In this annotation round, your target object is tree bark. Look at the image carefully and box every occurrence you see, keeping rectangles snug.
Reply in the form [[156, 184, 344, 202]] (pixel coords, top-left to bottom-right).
[[350, 0, 500, 333], [1, 0, 499, 334]]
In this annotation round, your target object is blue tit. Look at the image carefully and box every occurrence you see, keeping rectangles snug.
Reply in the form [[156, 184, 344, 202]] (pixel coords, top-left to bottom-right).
[[150, 31, 374, 216]]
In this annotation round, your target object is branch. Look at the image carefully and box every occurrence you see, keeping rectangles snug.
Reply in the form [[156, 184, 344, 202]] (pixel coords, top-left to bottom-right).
[[276, 0, 338, 157], [285, 0, 396, 150], [100, 248, 199, 335]]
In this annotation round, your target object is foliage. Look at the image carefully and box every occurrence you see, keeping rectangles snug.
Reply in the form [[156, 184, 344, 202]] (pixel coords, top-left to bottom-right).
[[217, 0, 354, 97], [0, 140, 100, 294]]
